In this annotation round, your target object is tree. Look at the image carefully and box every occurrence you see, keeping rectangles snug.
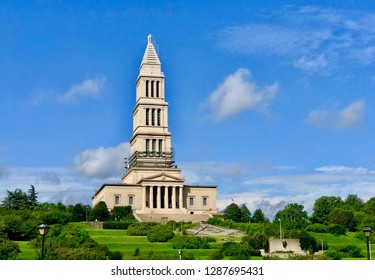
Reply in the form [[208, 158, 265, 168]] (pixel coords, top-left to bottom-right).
[[364, 197, 375, 216], [298, 231, 319, 254], [223, 203, 242, 223], [311, 196, 343, 225], [90, 201, 109, 221], [328, 208, 357, 232], [240, 204, 251, 223], [1, 189, 29, 210], [252, 209, 268, 223], [344, 194, 363, 212], [27, 185, 38, 209], [274, 203, 309, 230]]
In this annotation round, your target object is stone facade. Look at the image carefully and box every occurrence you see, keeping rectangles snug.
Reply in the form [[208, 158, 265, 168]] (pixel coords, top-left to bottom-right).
[[92, 35, 217, 222]]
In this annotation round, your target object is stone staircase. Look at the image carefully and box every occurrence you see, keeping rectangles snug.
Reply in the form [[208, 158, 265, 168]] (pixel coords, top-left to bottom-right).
[[133, 212, 212, 223]]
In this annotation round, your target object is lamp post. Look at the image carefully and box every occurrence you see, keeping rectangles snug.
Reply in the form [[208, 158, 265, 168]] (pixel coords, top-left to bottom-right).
[[38, 224, 50, 260], [278, 219, 282, 240], [363, 226, 372, 260]]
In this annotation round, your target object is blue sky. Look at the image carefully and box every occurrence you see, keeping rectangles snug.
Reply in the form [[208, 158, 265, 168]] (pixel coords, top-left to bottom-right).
[[1, 1, 375, 218]]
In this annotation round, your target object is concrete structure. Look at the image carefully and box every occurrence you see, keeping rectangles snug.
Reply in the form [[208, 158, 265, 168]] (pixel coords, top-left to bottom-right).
[[267, 239, 305, 257], [92, 35, 217, 222]]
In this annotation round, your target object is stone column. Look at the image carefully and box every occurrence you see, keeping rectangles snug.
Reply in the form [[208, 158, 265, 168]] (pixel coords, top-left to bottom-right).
[[164, 186, 168, 209], [150, 186, 154, 209], [142, 186, 147, 209], [172, 186, 176, 209], [179, 186, 183, 209], [157, 186, 161, 209]]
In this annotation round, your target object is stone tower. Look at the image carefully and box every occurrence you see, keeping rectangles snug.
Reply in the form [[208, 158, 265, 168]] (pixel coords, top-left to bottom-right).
[[92, 35, 216, 222]]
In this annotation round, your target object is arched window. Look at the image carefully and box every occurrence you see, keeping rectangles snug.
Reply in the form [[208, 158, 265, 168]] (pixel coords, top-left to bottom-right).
[[151, 81, 154, 97], [156, 81, 160, 97], [157, 109, 161, 126], [145, 80, 149, 97], [151, 108, 155, 126], [145, 108, 150, 125]]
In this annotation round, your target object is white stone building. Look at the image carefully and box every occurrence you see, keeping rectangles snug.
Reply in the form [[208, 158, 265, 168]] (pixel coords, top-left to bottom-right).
[[92, 35, 217, 223]]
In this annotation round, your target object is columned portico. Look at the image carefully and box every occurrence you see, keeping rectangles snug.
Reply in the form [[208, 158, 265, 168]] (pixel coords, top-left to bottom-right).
[[142, 185, 184, 210]]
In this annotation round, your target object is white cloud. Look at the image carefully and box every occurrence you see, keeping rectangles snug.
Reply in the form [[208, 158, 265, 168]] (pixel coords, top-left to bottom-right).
[[206, 68, 278, 120], [218, 6, 375, 73], [305, 100, 365, 129], [294, 55, 328, 71], [74, 142, 130, 179], [58, 75, 106, 103], [315, 165, 371, 175]]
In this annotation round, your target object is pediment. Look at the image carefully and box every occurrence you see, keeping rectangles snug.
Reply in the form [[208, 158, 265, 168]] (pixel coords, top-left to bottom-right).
[[138, 172, 184, 184]]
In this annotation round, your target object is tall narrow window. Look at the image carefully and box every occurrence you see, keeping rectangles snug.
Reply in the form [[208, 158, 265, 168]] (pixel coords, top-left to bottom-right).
[[146, 139, 150, 155], [156, 81, 160, 97], [152, 139, 156, 156], [203, 197, 208, 206], [189, 197, 194, 206], [158, 139, 163, 156], [128, 195, 134, 205], [157, 109, 161, 126], [115, 195, 120, 205], [151, 81, 154, 97], [146, 108, 149, 125], [146, 80, 149, 97], [151, 108, 155, 126]]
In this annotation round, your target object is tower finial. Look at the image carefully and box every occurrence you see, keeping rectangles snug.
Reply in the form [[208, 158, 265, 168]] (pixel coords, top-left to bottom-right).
[[148, 34, 152, 43]]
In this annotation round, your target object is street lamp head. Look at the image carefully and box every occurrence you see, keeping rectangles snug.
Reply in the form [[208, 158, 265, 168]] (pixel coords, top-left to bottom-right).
[[38, 224, 50, 236], [363, 226, 372, 238]]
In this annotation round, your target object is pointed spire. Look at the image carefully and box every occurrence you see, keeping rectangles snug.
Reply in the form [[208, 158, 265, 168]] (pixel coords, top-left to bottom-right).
[[141, 34, 161, 66]]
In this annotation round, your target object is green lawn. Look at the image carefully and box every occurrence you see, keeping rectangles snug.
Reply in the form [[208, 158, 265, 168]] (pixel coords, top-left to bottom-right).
[[17, 241, 37, 260]]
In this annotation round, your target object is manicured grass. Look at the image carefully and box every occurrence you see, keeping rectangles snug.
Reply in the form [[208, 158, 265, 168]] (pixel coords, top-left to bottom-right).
[[17, 241, 37, 260]]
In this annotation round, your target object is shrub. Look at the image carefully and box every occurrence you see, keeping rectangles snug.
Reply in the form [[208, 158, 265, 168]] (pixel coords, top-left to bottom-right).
[[242, 233, 269, 251], [305, 223, 328, 233], [107, 251, 123, 260], [324, 248, 343, 260], [327, 224, 346, 235], [339, 244, 362, 258], [299, 231, 319, 253], [208, 249, 224, 260], [172, 235, 211, 249], [0, 238, 20, 260], [147, 225, 174, 242], [127, 223, 156, 236], [222, 241, 252, 258]]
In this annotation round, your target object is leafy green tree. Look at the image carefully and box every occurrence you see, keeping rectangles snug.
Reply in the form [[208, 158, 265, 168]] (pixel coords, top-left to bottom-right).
[[298, 231, 319, 254], [364, 197, 375, 216], [1, 189, 29, 210], [328, 208, 357, 232], [90, 201, 109, 221], [111, 206, 133, 221], [252, 208, 268, 223], [0, 237, 20, 260], [70, 203, 89, 222], [240, 204, 251, 223], [274, 203, 309, 230], [223, 203, 242, 222], [311, 196, 343, 225], [147, 224, 174, 242], [344, 194, 364, 212]]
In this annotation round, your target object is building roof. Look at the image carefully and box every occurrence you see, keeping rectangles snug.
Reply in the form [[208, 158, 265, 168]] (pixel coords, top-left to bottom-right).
[[140, 34, 161, 66]]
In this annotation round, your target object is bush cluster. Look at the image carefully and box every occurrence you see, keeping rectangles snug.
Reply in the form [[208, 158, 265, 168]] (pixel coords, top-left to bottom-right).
[[102, 221, 134, 230], [171, 235, 213, 249]]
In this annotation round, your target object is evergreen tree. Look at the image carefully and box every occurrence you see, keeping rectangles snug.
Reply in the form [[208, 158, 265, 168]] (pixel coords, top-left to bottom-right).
[[252, 208, 268, 223], [27, 185, 38, 209], [240, 204, 251, 223]]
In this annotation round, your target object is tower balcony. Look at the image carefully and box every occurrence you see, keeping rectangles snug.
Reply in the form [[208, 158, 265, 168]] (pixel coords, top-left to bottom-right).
[[128, 149, 175, 169]]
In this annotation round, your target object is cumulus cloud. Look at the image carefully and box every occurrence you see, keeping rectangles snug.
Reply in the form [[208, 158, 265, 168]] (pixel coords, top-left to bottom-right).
[[305, 100, 365, 128], [74, 142, 130, 179], [206, 68, 278, 120], [58, 75, 106, 103]]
